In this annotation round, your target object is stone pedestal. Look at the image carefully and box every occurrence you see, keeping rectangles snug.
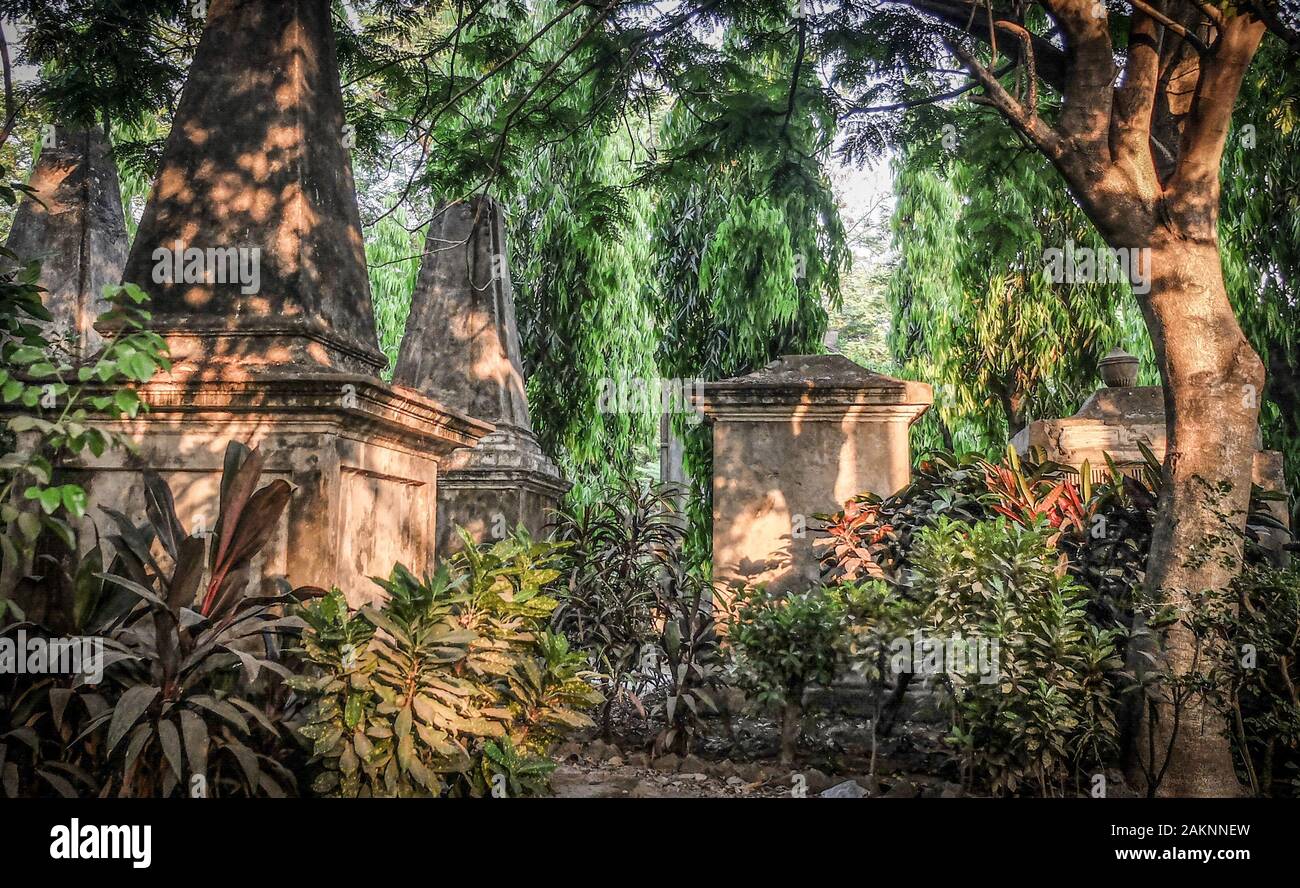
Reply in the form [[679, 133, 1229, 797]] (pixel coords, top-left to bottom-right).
[[5, 125, 128, 359], [697, 355, 931, 594], [392, 197, 567, 554], [433, 434, 570, 553], [1012, 385, 1170, 477], [71, 0, 491, 605], [64, 376, 488, 605]]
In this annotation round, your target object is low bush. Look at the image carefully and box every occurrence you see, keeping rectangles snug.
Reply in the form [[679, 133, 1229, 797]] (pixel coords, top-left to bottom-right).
[[728, 586, 846, 764], [649, 570, 726, 756], [550, 477, 684, 735], [0, 442, 303, 797], [1222, 564, 1300, 797], [291, 530, 602, 797], [908, 517, 1125, 796], [550, 476, 727, 755]]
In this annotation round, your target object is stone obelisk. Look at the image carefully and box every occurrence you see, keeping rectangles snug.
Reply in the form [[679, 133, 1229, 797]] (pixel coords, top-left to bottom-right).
[[120, 0, 385, 376], [393, 196, 567, 553], [5, 125, 128, 360], [70, 0, 491, 604]]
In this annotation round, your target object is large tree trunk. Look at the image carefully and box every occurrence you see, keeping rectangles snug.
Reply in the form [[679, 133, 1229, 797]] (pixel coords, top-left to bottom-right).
[[1125, 235, 1264, 797], [938, 0, 1267, 798]]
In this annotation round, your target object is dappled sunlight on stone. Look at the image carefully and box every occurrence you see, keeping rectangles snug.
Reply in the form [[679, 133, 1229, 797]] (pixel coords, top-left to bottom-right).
[[699, 355, 931, 596], [46, 0, 495, 604], [393, 196, 567, 556]]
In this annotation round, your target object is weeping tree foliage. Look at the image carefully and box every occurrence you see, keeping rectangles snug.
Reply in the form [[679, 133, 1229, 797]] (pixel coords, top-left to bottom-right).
[[365, 202, 425, 376], [489, 3, 659, 490], [340, 2, 847, 501], [507, 123, 660, 491], [886, 106, 1153, 456], [341, 1, 661, 489], [651, 28, 848, 567], [1220, 44, 1300, 521]]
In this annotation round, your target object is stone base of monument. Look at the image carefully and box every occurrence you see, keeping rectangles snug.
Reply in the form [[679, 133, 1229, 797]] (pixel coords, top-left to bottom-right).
[[435, 423, 569, 554], [1014, 384, 1291, 565], [64, 373, 490, 607]]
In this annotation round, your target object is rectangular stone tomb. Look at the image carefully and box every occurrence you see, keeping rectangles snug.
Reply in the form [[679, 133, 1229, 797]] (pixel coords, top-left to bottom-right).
[[62, 375, 490, 607]]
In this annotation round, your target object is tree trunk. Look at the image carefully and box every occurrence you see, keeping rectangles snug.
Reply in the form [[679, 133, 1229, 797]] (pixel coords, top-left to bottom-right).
[[779, 697, 802, 765], [998, 387, 1028, 439], [1124, 236, 1263, 797]]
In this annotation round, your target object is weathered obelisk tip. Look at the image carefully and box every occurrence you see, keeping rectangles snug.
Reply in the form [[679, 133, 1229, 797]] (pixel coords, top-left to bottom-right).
[[394, 196, 568, 554], [6, 125, 128, 360], [121, 0, 384, 375]]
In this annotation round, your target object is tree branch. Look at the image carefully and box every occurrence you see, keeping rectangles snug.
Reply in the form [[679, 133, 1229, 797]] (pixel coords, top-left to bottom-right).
[[1167, 11, 1268, 222], [1129, 0, 1210, 52], [843, 62, 1016, 115], [948, 37, 1063, 160], [781, 16, 808, 137]]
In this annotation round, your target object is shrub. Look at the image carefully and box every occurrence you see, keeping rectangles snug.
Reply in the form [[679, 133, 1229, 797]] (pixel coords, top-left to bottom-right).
[[550, 477, 685, 734], [2, 279, 169, 621], [815, 451, 996, 582], [549, 475, 728, 755], [728, 586, 845, 764], [1, 442, 302, 797], [1223, 564, 1300, 797], [822, 446, 1288, 621], [909, 517, 1125, 796], [649, 570, 725, 756], [834, 578, 926, 742], [292, 530, 601, 798]]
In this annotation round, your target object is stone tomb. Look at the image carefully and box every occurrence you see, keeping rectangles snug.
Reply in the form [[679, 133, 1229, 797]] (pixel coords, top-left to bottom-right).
[[1014, 380, 1291, 564], [393, 196, 567, 554], [45, 0, 491, 604], [697, 355, 932, 594], [4, 125, 128, 360]]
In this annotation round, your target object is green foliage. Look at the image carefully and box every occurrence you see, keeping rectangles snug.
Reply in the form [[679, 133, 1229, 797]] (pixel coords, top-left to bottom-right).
[[508, 120, 660, 489], [0, 0, 199, 131], [293, 530, 600, 798], [549, 475, 727, 754], [478, 736, 554, 798], [1, 441, 301, 797], [365, 201, 424, 377], [730, 587, 845, 704], [885, 115, 1153, 455], [909, 517, 1125, 796], [1225, 564, 1300, 797], [816, 451, 1000, 584], [652, 54, 849, 566], [550, 477, 685, 731], [728, 585, 845, 762], [1, 203, 170, 614], [651, 571, 725, 756], [88, 444, 300, 797]]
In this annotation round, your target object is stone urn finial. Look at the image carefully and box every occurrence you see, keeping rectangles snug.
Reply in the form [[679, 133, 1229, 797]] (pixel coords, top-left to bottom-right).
[[1099, 347, 1139, 388]]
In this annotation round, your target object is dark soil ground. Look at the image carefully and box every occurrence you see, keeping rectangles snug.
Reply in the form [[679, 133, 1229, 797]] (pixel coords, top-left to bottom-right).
[[551, 703, 965, 798]]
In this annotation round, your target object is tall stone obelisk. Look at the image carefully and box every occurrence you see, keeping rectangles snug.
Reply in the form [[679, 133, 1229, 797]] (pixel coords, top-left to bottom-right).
[[393, 197, 567, 553], [120, 0, 385, 376], [69, 0, 491, 604], [5, 126, 128, 360]]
